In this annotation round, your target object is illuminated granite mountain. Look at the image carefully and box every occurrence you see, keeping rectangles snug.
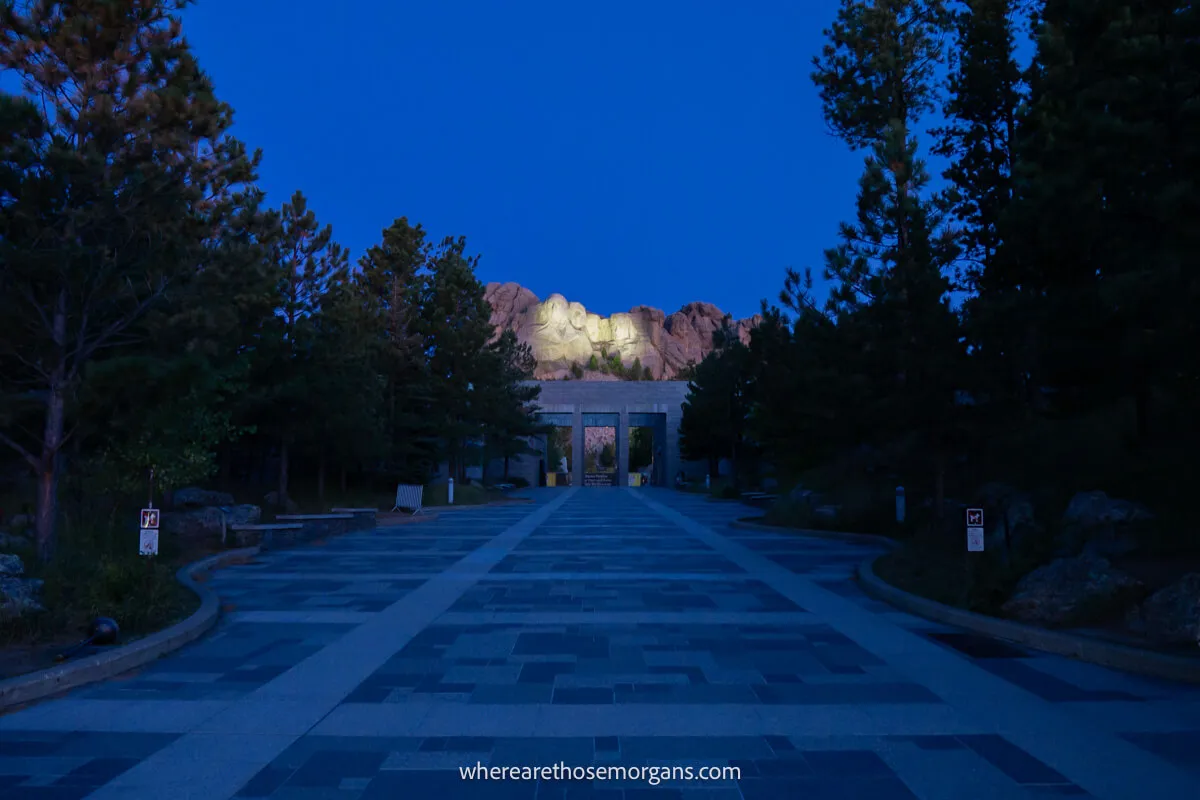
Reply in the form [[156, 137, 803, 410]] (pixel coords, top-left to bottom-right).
[[484, 282, 761, 380]]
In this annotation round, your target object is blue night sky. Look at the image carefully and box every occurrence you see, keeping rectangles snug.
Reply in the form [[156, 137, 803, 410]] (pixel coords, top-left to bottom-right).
[[181, 0, 883, 321]]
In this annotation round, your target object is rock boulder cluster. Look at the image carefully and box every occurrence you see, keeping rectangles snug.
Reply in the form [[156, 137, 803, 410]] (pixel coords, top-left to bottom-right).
[[483, 282, 761, 380]]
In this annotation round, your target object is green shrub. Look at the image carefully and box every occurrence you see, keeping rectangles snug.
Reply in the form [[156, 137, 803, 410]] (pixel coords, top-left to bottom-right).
[[2, 549, 196, 645]]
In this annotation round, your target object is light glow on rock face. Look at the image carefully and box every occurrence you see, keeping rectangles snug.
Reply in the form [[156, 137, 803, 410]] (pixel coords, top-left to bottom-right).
[[528, 296, 655, 372], [485, 281, 761, 381]]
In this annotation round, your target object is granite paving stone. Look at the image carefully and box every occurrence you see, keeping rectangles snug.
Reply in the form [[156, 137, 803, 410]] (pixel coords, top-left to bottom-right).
[[0, 487, 1197, 799]]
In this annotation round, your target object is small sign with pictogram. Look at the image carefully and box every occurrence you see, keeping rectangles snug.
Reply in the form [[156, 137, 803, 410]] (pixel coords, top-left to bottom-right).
[[139, 529, 159, 556], [966, 508, 984, 527], [140, 508, 160, 529]]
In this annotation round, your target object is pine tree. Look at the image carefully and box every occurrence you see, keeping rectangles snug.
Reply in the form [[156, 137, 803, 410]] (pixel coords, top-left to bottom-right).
[[1007, 0, 1200, 434], [419, 236, 497, 481], [679, 321, 755, 487], [306, 264, 387, 504], [356, 217, 438, 480], [805, 0, 964, 523], [0, 0, 257, 559], [475, 330, 542, 481], [934, 0, 1024, 283], [254, 191, 346, 506]]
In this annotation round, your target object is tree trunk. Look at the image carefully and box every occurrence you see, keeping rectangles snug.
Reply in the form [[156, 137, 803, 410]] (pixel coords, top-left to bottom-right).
[[35, 454, 59, 563], [1135, 384, 1151, 442], [218, 446, 232, 490], [933, 450, 946, 533], [317, 452, 326, 506], [278, 438, 290, 507], [34, 295, 69, 563], [730, 441, 739, 491], [503, 455, 510, 479]]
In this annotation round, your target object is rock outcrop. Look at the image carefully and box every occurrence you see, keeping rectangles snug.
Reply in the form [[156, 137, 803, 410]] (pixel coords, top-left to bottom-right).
[[0, 553, 43, 620], [1057, 490, 1154, 557], [1001, 553, 1145, 628], [484, 282, 761, 380], [162, 504, 261, 545], [1125, 574, 1200, 647]]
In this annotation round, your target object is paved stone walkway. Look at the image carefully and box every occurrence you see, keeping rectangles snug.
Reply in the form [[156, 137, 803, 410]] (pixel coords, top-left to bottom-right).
[[2, 488, 1199, 799]]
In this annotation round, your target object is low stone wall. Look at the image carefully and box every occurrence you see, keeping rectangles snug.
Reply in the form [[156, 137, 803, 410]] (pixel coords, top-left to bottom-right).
[[231, 511, 373, 551], [274, 513, 355, 539], [229, 523, 303, 549], [330, 508, 377, 532]]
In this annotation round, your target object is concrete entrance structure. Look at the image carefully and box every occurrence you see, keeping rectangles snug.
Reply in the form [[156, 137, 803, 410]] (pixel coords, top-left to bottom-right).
[[507, 380, 690, 488]]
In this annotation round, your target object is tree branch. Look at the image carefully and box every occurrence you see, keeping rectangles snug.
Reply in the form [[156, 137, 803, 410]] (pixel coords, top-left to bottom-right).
[[0, 428, 40, 470]]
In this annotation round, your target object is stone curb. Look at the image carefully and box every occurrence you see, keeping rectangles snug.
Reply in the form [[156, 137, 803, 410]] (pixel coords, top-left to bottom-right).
[[730, 518, 902, 550], [856, 553, 1200, 685], [0, 546, 260, 713]]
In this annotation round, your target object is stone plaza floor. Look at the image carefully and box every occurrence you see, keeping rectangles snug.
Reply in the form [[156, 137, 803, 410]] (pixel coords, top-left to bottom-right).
[[2, 487, 1199, 798]]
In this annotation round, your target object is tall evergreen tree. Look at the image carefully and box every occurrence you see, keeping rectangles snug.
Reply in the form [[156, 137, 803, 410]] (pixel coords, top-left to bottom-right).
[[356, 217, 438, 480], [1007, 0, 1200, 434], [934, 0, 1024, 283], [805, 0, 965, 522], [419, 236, 496, 481], [0, 0, 257, 559], [254, 191, 346, 506], [475, 330, 542, 481], [679, 320, 755, 487], [934, 0, 1031, 418]]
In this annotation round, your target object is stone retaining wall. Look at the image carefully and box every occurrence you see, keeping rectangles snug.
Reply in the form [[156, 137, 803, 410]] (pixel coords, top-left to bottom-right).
[[330, 508, 377, 532], [231, 511, 373, 550]]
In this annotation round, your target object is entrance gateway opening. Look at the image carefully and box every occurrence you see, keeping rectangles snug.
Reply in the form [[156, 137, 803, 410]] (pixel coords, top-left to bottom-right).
[[582, 413, 617, 486], [533, 410, 667, 488]]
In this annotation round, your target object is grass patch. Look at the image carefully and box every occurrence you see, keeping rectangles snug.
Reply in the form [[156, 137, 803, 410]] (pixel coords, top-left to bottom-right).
[[422, 482, 512, 506], [1, 513, 207, 676]]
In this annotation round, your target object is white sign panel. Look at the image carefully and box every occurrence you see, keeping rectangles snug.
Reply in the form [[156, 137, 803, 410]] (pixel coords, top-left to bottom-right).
[[967, 526, 985, 552], [139, 529, 159, 556]]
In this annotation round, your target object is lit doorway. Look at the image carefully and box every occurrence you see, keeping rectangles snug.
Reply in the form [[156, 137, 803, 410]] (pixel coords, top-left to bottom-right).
[[582, 412, 619, 486]]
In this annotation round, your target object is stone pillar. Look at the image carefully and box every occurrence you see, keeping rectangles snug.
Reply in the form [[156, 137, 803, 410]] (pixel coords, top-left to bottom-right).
[[617, 406, 630, 488], [664, 401, 683, 487], [572, 404, 584, 487]]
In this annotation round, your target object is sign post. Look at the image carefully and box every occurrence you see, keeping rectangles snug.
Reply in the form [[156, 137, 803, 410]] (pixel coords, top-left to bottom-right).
[[966, 507, 985, 552], [139, 506, 160, 557], [962, 507, 985, 607]]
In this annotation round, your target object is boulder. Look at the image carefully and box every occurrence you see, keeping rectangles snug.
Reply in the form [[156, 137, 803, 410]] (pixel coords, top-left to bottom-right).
[[1058, 490, 1154, 557], [173, 486, 236, 509], [0, 553, 24, 576], [813, 504, 843, 523], [1063, 490, 1154, 527], [974, 483, 1043, 563], [0, 532, 31, 551], [0, 575, 44, 620], [162, 504, 261, 544], [264, 491, 300, 514], [1125, 574, 1200, 647], [1002, 554, 1145, 628]]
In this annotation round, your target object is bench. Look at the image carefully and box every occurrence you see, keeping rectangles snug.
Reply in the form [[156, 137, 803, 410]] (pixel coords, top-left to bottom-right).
[[392, 484, 424, 514], [275, 513, 355, 539], [229, 523, 303, 549], [330, 507, 378, 532]]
